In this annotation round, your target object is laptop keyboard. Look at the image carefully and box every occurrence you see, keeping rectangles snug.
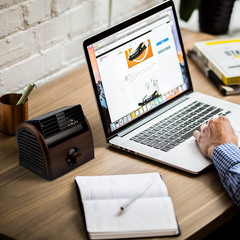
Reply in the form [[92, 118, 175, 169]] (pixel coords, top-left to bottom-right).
[[130, 101, 231, 152]]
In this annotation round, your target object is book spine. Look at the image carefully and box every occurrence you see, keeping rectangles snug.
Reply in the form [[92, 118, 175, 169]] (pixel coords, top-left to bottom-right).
[[207, 61, 222, 81], [208, 70, 227, 96], [189, 49, 240, 95], [187, 50, 226, 95], [193, 45, 223, 81]]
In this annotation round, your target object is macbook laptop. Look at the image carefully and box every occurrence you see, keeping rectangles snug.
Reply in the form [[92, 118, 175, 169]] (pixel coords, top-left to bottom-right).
[[83, 0, 240, 174]]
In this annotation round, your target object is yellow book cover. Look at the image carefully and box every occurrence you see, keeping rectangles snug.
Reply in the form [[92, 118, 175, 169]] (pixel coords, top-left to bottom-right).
[[194, 39, 240, 85]]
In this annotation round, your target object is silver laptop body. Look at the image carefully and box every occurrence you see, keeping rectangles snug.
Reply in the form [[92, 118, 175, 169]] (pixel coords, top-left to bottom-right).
[[83, 0, 240, 174]]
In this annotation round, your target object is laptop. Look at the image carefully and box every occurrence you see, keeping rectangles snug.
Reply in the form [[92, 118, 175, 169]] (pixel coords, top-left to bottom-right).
[[83, 0, 240, 174]]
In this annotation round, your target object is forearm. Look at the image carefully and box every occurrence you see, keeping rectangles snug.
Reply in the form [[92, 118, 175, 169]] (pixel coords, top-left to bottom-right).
[[212, 143, 240, 207]]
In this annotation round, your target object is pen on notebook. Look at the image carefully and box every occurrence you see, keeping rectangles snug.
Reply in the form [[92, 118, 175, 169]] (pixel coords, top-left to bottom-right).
[[16, 83, 36, 105], [120, 180, 153, 211]]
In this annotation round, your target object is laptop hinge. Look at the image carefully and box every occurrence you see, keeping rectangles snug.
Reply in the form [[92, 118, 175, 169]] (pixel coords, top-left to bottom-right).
[[117, 95, 190, 138]]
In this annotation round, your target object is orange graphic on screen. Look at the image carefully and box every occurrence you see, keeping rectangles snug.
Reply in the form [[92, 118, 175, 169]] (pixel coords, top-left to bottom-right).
[[125, 39, 153, 68], [88, 46, 101, 83], [178, 51, 184, 63]]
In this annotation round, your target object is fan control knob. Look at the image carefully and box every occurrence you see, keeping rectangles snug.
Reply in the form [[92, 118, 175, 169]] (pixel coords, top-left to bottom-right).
[[67, 147, 81, 167]]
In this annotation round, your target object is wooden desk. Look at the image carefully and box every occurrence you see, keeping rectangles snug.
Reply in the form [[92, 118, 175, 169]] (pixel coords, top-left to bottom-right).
[[0, 30, 239, 240]]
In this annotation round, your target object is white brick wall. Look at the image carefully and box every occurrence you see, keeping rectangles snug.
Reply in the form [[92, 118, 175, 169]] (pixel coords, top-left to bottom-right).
[[0, 0, 163, 95]]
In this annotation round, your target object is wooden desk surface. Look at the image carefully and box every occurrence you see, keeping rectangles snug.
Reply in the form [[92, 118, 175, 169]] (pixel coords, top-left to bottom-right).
[[0, 30, 239, 240]]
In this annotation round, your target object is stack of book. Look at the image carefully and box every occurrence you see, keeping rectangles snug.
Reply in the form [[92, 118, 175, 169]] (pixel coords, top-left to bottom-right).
[[188, 38, 240, 96]]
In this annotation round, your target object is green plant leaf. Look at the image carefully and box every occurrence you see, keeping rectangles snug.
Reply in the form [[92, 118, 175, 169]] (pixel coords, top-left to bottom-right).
[[179, 0, 202, 22]]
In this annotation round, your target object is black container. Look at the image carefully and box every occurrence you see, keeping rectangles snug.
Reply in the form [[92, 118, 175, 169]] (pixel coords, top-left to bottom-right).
[[199, 0, 236, 35]]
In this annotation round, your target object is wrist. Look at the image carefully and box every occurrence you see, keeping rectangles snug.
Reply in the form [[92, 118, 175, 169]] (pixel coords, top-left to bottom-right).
[[209, 145, 218, 160]]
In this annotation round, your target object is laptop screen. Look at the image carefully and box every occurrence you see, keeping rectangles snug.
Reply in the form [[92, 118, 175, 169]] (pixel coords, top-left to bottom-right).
[[84, 1, 192, 139]]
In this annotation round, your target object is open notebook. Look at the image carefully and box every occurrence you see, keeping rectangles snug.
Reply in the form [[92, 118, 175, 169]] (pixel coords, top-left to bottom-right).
[[75, 172, 180, 239]]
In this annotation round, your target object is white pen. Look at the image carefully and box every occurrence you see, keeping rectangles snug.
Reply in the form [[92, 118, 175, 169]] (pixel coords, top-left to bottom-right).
[[120, 180, 153, 211]]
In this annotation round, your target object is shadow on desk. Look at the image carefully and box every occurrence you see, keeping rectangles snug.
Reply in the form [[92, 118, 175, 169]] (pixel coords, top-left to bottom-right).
[[0, 233, 15, 240], [203, 213, 240, 239]]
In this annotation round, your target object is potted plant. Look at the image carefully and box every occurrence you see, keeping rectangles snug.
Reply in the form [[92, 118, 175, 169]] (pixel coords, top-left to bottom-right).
[[179, 0, 236, 35]]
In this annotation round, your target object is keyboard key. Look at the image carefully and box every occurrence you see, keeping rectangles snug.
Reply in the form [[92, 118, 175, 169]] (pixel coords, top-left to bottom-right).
[[152, 133, 161, 138], [140, 139, 152, 145], [160, 146, 171, 152], [147, 140, 160, 147], [181, 126, 201, 139], [131, 137, 142, 143], [203, 104, 210, 108], [165, 144, 175, 149], [173, 133, 182, 137], [210, 108, 223, 115], [148, 136, 156, 140], [164, 132, 172, 136], [175, 138, 185, 143], [171, 141, 179, 146], [188, 118, 195, 122], [153, 141, 168, 149]]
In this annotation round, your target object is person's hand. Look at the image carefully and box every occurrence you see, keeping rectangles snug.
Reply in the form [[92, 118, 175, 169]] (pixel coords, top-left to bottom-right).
[[193, 116, 238, 159]]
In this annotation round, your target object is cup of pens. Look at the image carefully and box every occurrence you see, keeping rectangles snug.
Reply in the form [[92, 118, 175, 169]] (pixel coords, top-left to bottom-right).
[[0, 83, 35, 135]]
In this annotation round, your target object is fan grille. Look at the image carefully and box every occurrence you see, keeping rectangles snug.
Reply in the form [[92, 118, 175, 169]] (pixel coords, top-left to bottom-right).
[[39, 105, 85, 138], [18, 129, 46, 178]]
